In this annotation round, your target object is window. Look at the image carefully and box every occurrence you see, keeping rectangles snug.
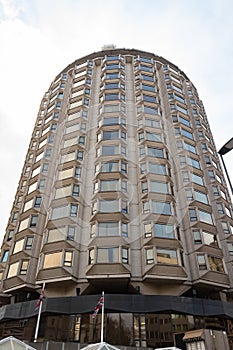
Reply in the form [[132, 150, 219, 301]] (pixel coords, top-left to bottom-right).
[[55, 185, 71, 199], [47, 227, 66, 243], [98, 222, 118, 236], [102, 130, 119, 140], [198, 209, 213, 225], [30, 215, 38, 227], [51, 204, 78, 219], [141, 181, 148, 193], [103, 104, 119, 113], [193, 230, 202, 244], [72, 184, 80, 197], [147, 147, 164, 158], [34, 196, 42, 208], [150, 181, 169, 194], [78, 136, 85, 145], [25, 237, 33, 250], [102, 117, 119, 126], [152, 201, 172, 215], [146, 248, 154, 264], [97, 247, 118, 263], [182, 129, 193, 140], [43, 251, 62, 268], [70, 204, 78, 217], [189, 209, 197, 221], [145, 132, 162, 142], [7, 262, 19, 278], [58, 167, 74, 180], [217, 203, 224, 214], [154, 224, 175, 239], [38, 179, 45, 190], [143, 94, 157, 103], [1, 250, 9, 262], [144, 105, 158, 115], [221, 221, 231, 234], [148, 163, 166, 175], [13, 239, 24, 254], [176, 105, 187, 115], [11, 212, 19, 223], [20, 260, 29, 275], [67, 226, 75, 240], [204, 156, 211, 166], [77, 150, 83, 161], [99, 200, 118, 213], [42, 163, 49, 173], [122, 248, 129, 264], [179, 155, 186, 165], [105, 93, 119, 101], [144, 223, 152, 238], [191, 173, 204, 186], [75, 166, 81, 177], [188, 157, 200, 169], [182, 171, 189, 182], [104, 82, 119, 89], [64, 251, 73, 267], [194, 190, 208, 204], [142, 84, 155, 92], [197, 254, 207, 270], [89, 249, 94, 264], [100, 161, 118, 172], [102, 145, 118, 156], [184, 142, 196, 153], [28, 181, 37, 194], [143, 201, 150, 214], [100, 180, 118, 191], [208, 256, 224, 272], [157, 248, 178, 264], [23, 199, 33, 212], [202, 231, 217, 246], [106, 73, 119, 79], [145, 118, 160, 128], [212, 185, 220, 196], [7, 230, 14, 241], [227, 242, 233, 255]]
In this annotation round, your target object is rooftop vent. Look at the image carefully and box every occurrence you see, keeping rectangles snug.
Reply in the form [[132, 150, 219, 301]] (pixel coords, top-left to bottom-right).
[[101, 44, 116, 51]]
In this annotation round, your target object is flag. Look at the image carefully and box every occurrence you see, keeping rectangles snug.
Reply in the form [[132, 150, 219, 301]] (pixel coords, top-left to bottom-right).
[[34, 288, 45, 314], [92, 294, 104, 318]]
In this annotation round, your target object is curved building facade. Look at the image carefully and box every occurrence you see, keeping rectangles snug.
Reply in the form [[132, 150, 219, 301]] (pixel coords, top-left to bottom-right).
[[0, 47, 233, 348]]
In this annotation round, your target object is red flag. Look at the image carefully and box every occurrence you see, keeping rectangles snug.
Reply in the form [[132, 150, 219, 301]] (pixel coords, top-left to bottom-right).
[[92, 295, 104, 318], [34, 289, 45, 314]]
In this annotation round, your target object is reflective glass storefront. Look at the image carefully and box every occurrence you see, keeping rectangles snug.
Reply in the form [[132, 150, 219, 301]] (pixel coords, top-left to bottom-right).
[[1, 313, 232, 348]]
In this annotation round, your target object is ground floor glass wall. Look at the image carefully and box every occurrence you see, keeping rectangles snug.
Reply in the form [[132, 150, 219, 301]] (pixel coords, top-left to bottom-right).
[[0, 313, 232, 348]]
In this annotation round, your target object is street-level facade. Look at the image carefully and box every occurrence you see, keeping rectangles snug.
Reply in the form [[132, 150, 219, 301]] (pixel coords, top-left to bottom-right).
[[0, 47, 233, 348]]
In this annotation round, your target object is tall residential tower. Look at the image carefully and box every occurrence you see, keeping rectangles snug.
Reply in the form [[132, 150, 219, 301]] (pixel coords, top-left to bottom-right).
[[0, 47, 233, 348]]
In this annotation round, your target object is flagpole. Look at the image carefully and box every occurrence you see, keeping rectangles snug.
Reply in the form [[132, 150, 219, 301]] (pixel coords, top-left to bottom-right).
[[100, 291, 104, 343], [34, 282, 45, 342]]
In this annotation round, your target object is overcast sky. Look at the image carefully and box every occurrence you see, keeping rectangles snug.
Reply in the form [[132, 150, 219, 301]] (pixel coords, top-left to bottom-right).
[[0, 0, 232, 242]]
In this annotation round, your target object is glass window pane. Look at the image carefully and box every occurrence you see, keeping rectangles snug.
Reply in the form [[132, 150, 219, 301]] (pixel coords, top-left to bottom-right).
[[43, 252, 63, 268], [48, 227, 66, 242], [154, 224, 175, 238], [97, 247, 118, 263], [157, 248, 178, 264], [98, 222, 118, 236], [99, 200, 118, 212], [152, 201, 172, 215], [198, 209, 213, 225], [151, 181, 169, 194]]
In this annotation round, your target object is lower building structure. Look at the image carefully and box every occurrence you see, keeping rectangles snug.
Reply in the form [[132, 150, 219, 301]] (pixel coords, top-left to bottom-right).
[[0, 47, 233, 349]]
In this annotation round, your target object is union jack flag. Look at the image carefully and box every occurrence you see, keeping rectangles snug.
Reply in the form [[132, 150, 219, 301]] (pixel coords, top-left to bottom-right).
[[34, 289, 45, 314], [92, 294, 104, 318]]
